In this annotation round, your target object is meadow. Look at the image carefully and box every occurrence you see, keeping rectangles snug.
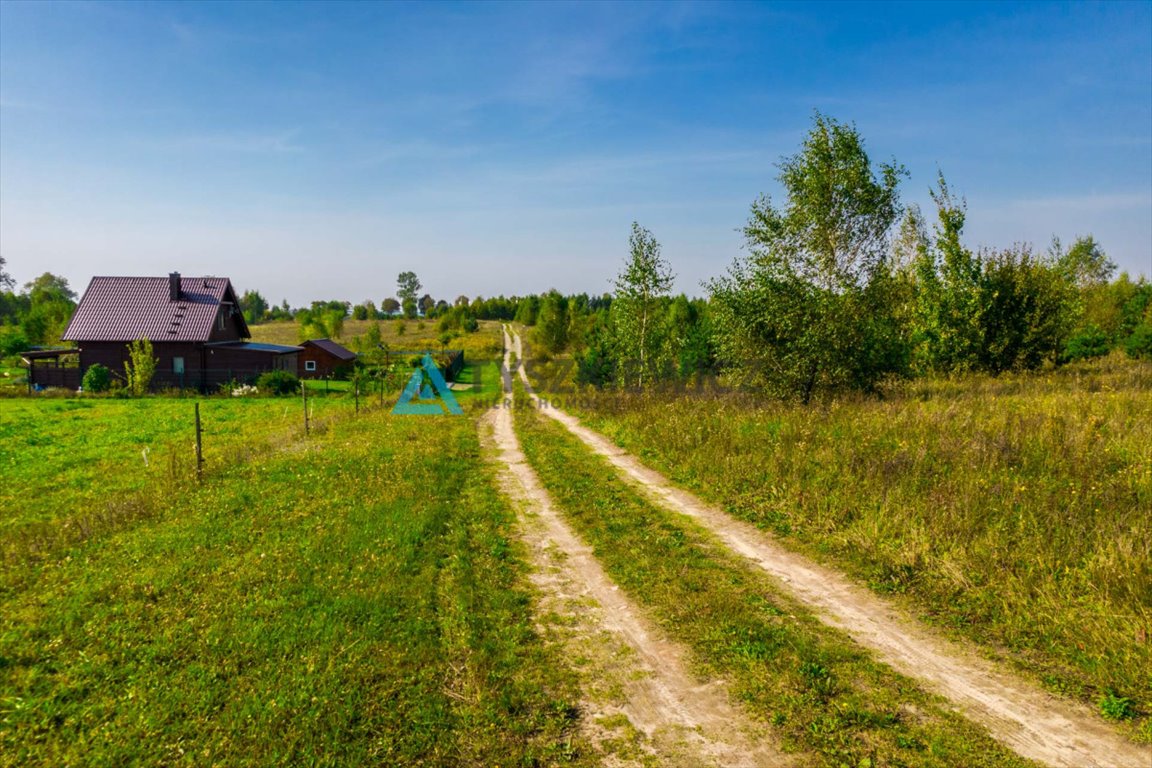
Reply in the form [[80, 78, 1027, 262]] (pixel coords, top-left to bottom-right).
[[248, 317, 506, 361], [543, 354, 1152, 740], [513, 390, 1033, 767], [1, 402, 590, 766]]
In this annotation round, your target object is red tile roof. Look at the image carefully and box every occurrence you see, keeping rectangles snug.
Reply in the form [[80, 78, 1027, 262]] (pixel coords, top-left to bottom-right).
[[62, 276, 248, 342], [301, 338, 358, 361]]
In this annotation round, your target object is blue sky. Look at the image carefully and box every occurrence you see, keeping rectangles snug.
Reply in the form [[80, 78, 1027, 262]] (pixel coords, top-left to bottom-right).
[[2, 1, 1149, 306]]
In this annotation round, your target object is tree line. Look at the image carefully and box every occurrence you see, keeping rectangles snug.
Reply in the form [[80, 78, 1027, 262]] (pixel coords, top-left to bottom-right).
[[565, 114, 1151, 400], [4, 113, 1149, 402], [0, 263, 78, 357]]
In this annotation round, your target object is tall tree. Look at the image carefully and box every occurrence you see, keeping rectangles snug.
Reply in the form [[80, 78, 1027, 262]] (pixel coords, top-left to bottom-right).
[[710, 113, 907, 401], [0, 256, 13, 291], [534, 290, 570, 354], [24, 272, 77, 303], [613, 222, 674, 387], [397, 272, 421, 304], [239, 289, 269, 324], [911, 173, 983, 373], [1055, 235, 1116, 289]]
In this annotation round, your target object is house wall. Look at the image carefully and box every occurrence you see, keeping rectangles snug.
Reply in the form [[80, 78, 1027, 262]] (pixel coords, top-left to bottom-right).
[[200, 347, 297, 389], [208, 303, 245, 342], [77, 341, 295, 392], [298, 347, 353, 379], [79, 341, 204, 389]]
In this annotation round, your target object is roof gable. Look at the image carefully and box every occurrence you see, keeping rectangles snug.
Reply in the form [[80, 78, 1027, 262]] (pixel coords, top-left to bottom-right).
[[301, 338, 358, 361], [62, 276, 250, 343]]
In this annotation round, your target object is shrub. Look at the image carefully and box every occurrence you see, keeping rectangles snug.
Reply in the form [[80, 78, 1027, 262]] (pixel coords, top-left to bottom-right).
[[81, 364, 112, 393], [0, 327, 29, 357], [1099, 690, 1136, 721], [1062, 325, 1111, 362], [1124, 323, 1152, 360], [256, 370, 301, 395], [125, 338, 157, 396]]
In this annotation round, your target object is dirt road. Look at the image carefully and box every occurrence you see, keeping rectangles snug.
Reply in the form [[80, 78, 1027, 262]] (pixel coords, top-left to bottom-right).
[[508, 329, 1149, 768], [485, 328, 788, 766]]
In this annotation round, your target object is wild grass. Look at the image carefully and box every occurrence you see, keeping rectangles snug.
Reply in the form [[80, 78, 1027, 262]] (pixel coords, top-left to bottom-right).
[[1, 409, 589, 766], [553, 354, 1152, 740], [512, 394, 1035, 767]]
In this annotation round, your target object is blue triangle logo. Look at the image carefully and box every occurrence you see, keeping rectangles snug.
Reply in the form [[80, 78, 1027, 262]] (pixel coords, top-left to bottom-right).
[[392, 353, 464, 415]]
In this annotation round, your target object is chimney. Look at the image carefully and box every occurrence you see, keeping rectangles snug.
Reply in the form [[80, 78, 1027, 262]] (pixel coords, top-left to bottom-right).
[[169, 272, 181, 301]]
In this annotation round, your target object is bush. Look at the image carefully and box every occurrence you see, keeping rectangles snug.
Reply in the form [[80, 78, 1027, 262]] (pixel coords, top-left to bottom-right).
[[256, 370, 301, 395], [1099, 690, 1136, 721], [1062, 325, 1111, 362], [0, 327, 29, 357], [1124, 323, 1152, 360], [125, 337, 157, 396], [81, 364, 112, 393]]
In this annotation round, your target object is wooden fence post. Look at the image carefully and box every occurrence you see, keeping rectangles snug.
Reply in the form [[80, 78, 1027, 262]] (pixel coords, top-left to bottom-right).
[[302, 381, 310, 435], [194, 402, 204, 481]]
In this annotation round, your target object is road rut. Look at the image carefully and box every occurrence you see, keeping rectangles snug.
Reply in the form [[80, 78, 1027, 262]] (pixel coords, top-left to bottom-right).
[[485, 329, 788, 766]]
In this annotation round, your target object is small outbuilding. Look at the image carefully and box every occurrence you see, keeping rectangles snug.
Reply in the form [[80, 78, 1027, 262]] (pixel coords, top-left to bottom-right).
[[298, 338, 358, 379]]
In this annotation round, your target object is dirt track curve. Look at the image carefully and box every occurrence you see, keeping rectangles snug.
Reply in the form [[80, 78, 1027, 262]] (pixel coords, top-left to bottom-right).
[[509, 329, 1150, 768], [483, 328, 787, 766]]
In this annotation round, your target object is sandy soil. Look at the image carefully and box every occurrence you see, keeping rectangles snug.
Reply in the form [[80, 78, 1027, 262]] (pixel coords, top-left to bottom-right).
[[484, 328, 789, 767], [509, 330, 1150, 768]]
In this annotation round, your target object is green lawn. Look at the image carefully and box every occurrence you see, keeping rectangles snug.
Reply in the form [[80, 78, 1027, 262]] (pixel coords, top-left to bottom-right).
[[1, 407, 589, 766], [1, 394, 359, 564]]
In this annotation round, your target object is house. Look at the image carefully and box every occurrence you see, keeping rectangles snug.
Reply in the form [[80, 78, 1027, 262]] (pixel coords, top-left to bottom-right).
[[55, 272, 300, 392], [298, 338, 357, 379]]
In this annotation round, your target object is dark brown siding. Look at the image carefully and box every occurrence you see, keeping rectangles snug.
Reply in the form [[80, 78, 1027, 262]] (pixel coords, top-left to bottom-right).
[[201, 347, 296, 389], [208, 304, 245, 343], [29, 359, 81, 390], [75, 341, 293, 392], [298, 347, 354, 379]]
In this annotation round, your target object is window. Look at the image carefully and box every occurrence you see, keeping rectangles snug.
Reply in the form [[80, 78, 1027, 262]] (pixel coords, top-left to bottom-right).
[[173, 357, 185, 375], [217, 309, 227, 331], [305, 360, 317, 372]]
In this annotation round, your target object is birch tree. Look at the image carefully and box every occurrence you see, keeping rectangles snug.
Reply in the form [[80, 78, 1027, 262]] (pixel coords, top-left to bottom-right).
[[613, 223, 674, 387], [710, 113, 907, 401]]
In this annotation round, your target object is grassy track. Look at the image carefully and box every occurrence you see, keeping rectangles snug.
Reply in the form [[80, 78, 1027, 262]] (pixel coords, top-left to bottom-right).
[[1, 409, 588, 766], [512, 393, 1036, 767], [550, 356, 1152, 740]]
